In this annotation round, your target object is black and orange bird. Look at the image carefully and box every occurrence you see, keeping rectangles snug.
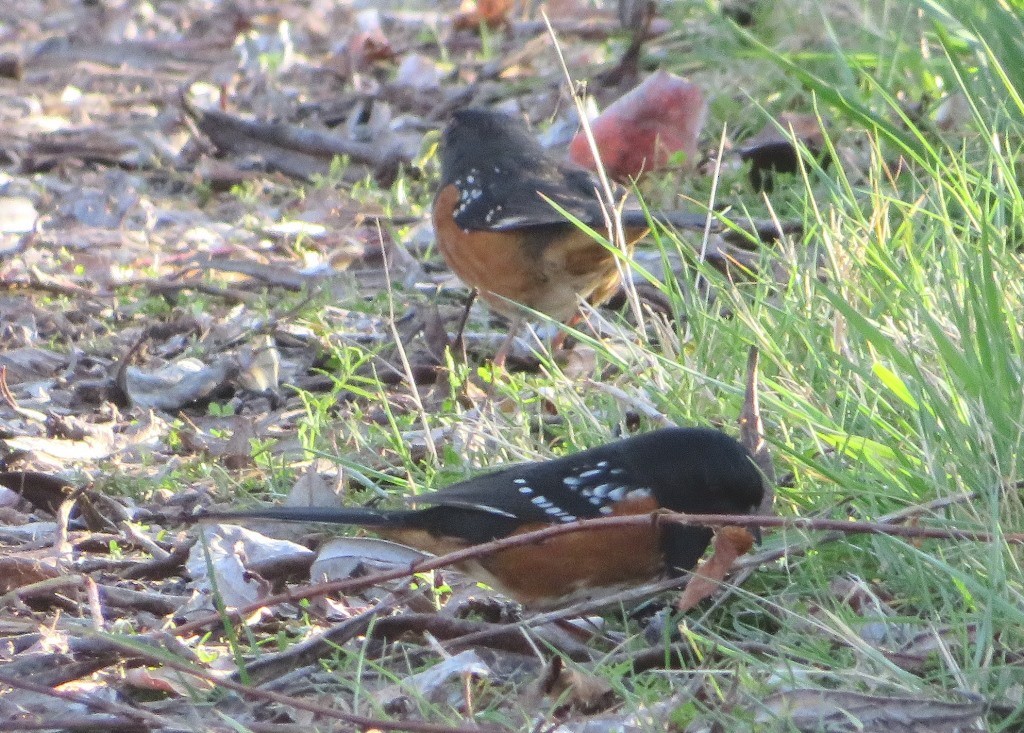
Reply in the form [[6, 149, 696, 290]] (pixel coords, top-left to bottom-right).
[[432, 108, 655, 328], [196, 427, 764, 609], [430, 109, 791, 358]]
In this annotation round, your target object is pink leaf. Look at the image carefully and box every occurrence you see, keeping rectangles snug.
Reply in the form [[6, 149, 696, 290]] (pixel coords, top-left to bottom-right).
[[569, 70, 706, 180]]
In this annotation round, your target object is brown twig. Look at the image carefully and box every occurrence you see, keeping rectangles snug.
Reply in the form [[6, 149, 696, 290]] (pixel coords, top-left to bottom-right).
[[0, 716, 143, 731], [20, 267, 100, 299], [239, 595, 402, 685], [739, 346, 777, 497], [368, 612, 594, 662], [609, 491, 982, 670], [730, 490, 982, 574], [132, 276, 258, 305], [561, 496, 978, 658], [0, 365, 15, 409], [175, 506, 1019, 640], [113, 329, 150, 407], [84, 633, 507, 733], [118, 537, 194, 579], [0, 574, 84, 610], [437, 574, 691, 653], [0, 671, 174, 729], [665, 511, 1018, 543]]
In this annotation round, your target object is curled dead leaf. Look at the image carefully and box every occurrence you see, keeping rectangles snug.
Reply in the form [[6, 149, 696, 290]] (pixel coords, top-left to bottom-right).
[[454, 0, 514, 30], [675, 525, 755, 612], [533, 656, 616, 715], [569, 70, 706, 179], [124, 667, 217, 696]]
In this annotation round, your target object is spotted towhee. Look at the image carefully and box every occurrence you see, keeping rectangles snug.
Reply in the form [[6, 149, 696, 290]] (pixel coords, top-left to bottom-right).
[[196, 427, 764, 608], [432, 108, 790, 332]]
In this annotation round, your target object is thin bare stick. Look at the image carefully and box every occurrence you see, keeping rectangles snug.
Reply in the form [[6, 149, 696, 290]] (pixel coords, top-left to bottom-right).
[[0, 715, 141, 731], [176, 503, 1019, 639], [739, 346, 777, 510], [0, 672, 174, 728], [446, 491, 983, 650], [81, 633, 506, 733]]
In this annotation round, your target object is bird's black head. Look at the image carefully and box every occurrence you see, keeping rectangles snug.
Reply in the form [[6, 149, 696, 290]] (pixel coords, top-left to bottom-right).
[[625, 427, 766, 515], [438, 108, 550, 186], [620, 427, 765, 575]]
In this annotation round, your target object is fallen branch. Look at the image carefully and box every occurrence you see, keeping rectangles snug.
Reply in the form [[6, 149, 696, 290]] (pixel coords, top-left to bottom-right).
[[78, 633, 507, 733], [0, 670, 173, 730], [368, 612, 595, 662], [183, 97, 410, 182], [443, 492, 982, 653], [0, 715, 142, 731], [174, 505, 1020, 639]]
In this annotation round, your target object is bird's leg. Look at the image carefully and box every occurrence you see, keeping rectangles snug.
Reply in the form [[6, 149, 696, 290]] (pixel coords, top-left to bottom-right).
[[551, 312, 584, 352], [493, 316, 523, 369], [451, 289, 478, 364]]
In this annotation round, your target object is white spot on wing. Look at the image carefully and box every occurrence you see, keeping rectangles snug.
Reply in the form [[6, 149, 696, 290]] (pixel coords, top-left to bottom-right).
[[490, 215, 535, 229]]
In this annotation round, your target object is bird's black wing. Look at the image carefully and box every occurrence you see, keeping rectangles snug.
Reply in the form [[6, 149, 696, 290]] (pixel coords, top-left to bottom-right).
[[413, 441, 655, 526], [452, 159, 615, 232]]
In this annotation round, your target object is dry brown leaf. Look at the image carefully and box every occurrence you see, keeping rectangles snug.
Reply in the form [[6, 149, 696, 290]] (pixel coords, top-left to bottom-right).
[[884, 624, 977, 673], [285, 461, 344, 508], [373, 649, 492, 706], [124, 667, 216, 696], [345, 9, 396, 69], [180, 524, 311, 622], [123, 358, 232, 411], [222, 417, 256, 471], [0, 346, 65, 386], [534, 656, 616, 715], [0, 471, 75, 514], [542, 0, 596, 20], [675, 525, 755, 611], [394, 54, 442, 91], [569, 70, 706, 179], [558, 345, 597, 380], [4, 431, 116, 466], [454, 0, 515, 30]]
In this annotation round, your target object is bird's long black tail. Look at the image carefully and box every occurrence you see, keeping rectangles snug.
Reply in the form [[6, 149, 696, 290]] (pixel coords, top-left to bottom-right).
[[192, 506, 421, 528]]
